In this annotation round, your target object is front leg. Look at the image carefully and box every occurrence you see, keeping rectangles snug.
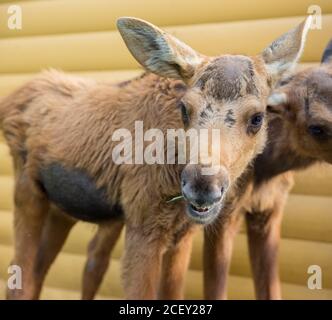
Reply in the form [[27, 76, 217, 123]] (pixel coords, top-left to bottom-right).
[[158, 227, 195, 300], [245, 207, 283, 300], [203, 212, 242, 299], [246, 173, 293, 300], [122, 226, 165, 299]]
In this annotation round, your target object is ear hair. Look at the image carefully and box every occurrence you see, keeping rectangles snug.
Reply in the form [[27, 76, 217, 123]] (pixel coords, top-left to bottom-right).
[[267, 92, 288, 106], [262, 16, 312, 83], [266, 91, 289, 116], [321, 39, 332, 64]]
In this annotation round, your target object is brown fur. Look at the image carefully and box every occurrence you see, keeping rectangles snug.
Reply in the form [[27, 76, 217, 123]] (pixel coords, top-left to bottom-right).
[[0, 67, 268, 299], [1, 71, 192, 299], [0, 17, 310, 300], [72, 20, 312, 300]]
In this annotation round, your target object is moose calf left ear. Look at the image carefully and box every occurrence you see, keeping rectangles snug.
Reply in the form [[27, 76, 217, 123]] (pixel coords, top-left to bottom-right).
[[261, 16, 312, 85], [321, 39, 332, 64]]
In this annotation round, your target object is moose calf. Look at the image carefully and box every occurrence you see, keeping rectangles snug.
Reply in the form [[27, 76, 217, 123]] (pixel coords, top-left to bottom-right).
[[0, 17, 311, 299]]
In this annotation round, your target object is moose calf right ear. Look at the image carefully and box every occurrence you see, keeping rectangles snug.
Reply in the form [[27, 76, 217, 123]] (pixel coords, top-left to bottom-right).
[[321, 39, 332, 64], [261, 16, 312, 85]]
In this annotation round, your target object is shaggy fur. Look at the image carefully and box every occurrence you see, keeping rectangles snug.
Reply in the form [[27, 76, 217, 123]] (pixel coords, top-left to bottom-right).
[[0, 17, 310, 300], [0, 70, 193, 299]]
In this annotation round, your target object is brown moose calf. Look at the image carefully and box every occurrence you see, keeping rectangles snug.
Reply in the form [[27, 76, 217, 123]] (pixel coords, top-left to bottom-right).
[[0, 17, 310, 299]]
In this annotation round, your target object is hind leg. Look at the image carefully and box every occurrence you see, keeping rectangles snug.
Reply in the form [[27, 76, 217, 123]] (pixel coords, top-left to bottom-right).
[[33, 207, 77, 299], [7, 172, 49, 299], [82, 220, 124, 300]]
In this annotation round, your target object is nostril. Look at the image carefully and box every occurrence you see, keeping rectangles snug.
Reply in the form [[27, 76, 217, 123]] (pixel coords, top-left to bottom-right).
[[221, 187, 224, 194], [182, 179, 187, 187]]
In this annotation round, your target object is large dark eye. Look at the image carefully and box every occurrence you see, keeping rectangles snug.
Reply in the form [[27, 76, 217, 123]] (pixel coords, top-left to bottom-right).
[[248, 113, 264, 134], [308, 125, 327, 139], [179, 102, 190, 126]]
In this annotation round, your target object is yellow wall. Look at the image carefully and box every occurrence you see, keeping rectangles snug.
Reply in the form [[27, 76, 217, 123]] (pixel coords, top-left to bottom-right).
[[0, 0, 332, 299]]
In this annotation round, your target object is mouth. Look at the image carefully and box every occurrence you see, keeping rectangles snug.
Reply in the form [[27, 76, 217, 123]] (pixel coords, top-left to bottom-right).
[[186, 200, 223, 225]]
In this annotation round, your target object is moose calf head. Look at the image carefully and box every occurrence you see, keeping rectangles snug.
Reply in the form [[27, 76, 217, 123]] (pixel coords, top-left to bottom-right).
[[117, 17, 311, 224], [268, 39, 332, 165]]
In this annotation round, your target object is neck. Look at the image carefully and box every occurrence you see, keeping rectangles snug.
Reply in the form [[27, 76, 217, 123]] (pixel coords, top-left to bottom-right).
[[254, 117, 316, 185]]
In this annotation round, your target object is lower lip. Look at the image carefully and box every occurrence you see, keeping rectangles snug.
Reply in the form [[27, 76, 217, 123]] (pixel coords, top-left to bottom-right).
[[186, 201, 222, 224]]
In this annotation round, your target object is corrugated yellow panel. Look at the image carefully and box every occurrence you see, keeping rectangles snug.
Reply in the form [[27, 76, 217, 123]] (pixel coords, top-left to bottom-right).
[[293, 164, 332, 196], [0, 0, 31, 3], [0, 15, 330, 73], [1, 0, 331, 38], [0, 143, 12, 176], [282, 194, 332, 243], [0, 211, 12, 245], [0, 176, 13, 210]]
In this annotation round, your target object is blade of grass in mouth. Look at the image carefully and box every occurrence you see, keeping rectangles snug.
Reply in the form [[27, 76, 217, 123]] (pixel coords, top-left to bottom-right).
[[166, 195, 184, 203]]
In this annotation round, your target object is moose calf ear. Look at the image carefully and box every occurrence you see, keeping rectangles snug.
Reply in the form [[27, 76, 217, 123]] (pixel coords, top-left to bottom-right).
[[267, 91, 288, 116], [262, 16, 312, 85], [321, 39, 332, 64], [117, 17, 204, 82]]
